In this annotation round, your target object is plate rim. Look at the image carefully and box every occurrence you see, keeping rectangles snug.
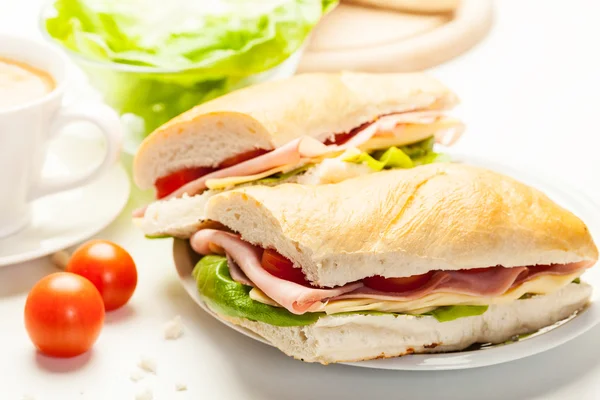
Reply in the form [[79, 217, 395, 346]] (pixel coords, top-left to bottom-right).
[[172, 154, 600, 370]]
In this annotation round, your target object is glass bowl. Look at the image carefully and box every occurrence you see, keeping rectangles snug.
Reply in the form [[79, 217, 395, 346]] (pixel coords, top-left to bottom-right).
[[39, 4, 304, 152]]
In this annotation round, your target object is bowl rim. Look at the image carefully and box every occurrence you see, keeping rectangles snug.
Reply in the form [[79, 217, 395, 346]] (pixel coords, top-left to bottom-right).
[[38, 0, 302, 75]]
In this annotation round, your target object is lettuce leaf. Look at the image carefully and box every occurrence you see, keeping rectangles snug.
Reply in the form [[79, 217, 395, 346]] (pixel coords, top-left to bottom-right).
[[144, 234, 172, 239], [255, 164, 314, 185], [344, 147, 414, 171], [399, 136, 435, 158], [424, 305, 489, 322], [193, 255, 321, 326], [193, 255, 490, 326], [345, 136, 450, 171]]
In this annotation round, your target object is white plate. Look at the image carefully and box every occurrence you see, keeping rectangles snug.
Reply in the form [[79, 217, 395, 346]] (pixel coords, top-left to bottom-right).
[[0, 131, 130, 267], [172, 155, 600, 370]]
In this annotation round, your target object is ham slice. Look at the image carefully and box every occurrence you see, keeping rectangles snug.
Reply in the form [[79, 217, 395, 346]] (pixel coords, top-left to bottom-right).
[[132, 137, 329, 217], [334, 267, 529, 302], [191, 229, 592, 314], [190, 229, 363, 315], [334, 262, 591, 302], [513, 261, 594, 285], [226, 254, 254, 287]]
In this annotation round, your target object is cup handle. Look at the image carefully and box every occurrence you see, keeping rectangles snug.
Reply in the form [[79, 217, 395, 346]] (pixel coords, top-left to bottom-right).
[[27, 104, 123, 201]]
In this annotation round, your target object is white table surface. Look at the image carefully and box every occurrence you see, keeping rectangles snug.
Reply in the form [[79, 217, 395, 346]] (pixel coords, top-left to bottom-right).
[[2, 1, 600, 399]]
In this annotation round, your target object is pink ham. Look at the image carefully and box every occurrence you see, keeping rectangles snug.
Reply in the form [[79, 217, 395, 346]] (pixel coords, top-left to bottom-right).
[[329, 263, 590, 302], [226, 254, 254, 287], [163, 137, 329, 201], [190, 229, 363, 315], [513, 260, 594, 286], [132, 137, 327, 217], [334, 267, 529, 302]]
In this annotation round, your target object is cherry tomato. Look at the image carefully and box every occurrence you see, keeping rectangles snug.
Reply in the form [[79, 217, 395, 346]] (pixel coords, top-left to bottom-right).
[[24, 272, 105, 358], [154, 149, 269, 198], [363, 271, 434, 292], [66, 240, 137, 311], [261, 249, 310, 285]]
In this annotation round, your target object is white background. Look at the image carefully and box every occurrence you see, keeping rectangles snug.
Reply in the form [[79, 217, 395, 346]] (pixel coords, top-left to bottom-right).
[[1, 1, 600, 399]]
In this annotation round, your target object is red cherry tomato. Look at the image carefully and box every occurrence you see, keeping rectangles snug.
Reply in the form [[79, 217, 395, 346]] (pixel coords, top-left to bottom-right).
[[154, 149, 269, 199], [24, 272, 105, 358], [66, 240, 137, 311], [363, 271, 434, 292], [261, 249, 310, 285]]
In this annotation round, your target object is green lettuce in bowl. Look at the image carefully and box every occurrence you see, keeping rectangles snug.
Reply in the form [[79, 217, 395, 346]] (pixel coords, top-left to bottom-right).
[[41, 0, 336, 151]]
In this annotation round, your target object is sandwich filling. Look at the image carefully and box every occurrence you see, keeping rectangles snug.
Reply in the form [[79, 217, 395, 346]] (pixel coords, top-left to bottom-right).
[[190, 229, 592, 326], [142, 111, 463, 207]]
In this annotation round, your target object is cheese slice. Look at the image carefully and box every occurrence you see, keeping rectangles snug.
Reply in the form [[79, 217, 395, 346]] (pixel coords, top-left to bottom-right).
[[249, 272, 583, 315], [205, 163, 298, 190], [359, 118, 463, 151]]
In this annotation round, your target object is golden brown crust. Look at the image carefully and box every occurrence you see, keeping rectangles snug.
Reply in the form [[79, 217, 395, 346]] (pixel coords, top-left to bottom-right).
[[206, 163, 598, 286], [147, 72, 454, 147]]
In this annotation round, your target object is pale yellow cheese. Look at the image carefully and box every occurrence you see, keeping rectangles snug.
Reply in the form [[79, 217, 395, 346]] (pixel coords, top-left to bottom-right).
[[249, 272, 583, 315], [205, 164, 297, 190], [358, 118, 463, 151]]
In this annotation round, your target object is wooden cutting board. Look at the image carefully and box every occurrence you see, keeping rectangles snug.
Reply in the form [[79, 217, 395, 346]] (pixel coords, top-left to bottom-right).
[[298, 0, 493, 72]]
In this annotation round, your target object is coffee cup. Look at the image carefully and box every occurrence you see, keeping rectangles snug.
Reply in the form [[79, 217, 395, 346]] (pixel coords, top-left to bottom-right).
[[0, 35, 123, 238]]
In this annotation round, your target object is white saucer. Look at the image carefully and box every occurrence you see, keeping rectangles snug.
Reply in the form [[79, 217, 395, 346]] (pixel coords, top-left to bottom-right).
[[172, 154, 600, 370], [0, 130, 130, 267]]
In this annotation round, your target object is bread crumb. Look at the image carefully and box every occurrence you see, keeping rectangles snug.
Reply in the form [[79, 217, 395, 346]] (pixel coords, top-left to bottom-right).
[[138, 356, 157, 374], [164, 315, 184, 340], [135, 388, 153, 400], [175, 383, 187, 391], [130, 369, 145, 382], [50, 251, 70, 269]]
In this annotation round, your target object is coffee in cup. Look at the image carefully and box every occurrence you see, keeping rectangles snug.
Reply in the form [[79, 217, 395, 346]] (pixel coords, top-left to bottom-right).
[[0, 57, 55, 110]]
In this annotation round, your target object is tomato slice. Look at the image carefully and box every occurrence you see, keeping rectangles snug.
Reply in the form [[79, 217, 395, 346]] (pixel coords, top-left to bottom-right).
[[363, 271, 434, 292], [154, 149, 269, 199], [155, 166, 214, 199], [261, 249, 310, 285], [460, 267, 494, 274]]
